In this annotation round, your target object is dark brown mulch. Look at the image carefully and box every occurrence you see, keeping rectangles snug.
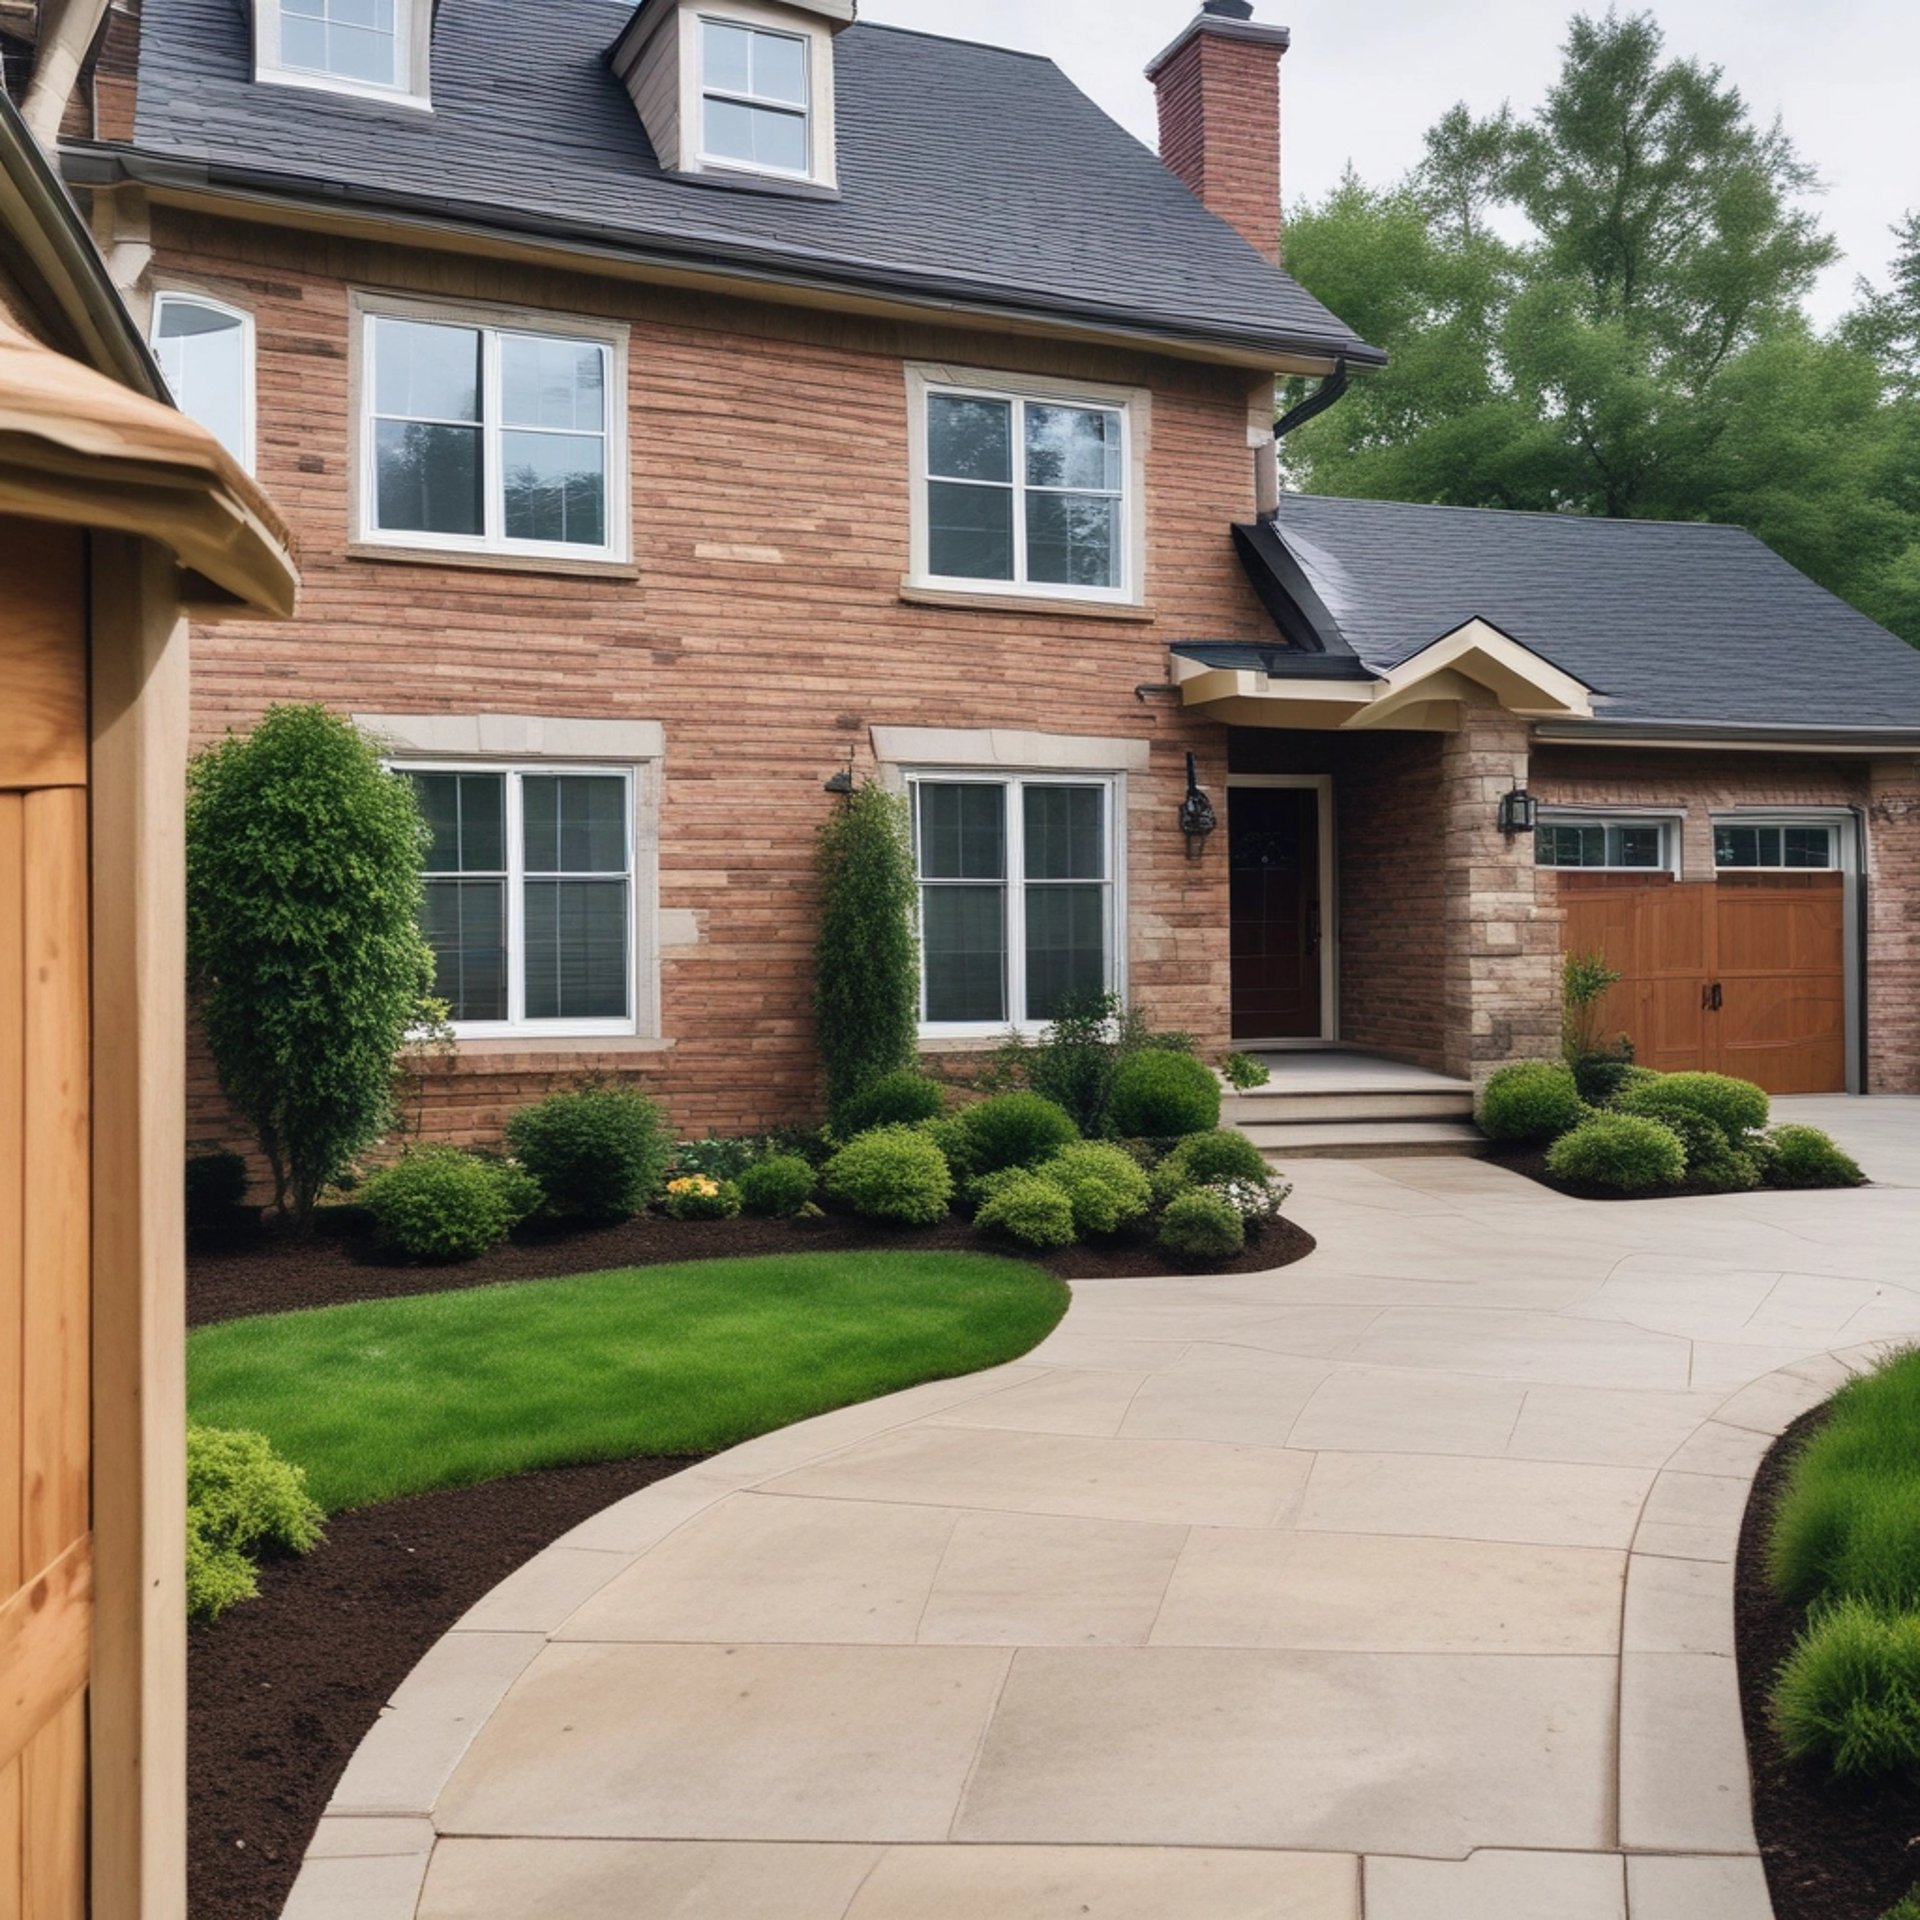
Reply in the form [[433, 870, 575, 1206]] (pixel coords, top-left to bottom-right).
[[189, 1453, 699, 1920], [1737, 1406, 1920, 1920], [188, 1210, 1317, 1328]]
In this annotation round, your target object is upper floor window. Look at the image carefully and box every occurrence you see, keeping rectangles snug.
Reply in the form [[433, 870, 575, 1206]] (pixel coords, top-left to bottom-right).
[[152, 293, 254, 472], [1535, 818, 1673, 872], [700, 18, 810, 175], [257, 0, 429, 105], [355, 299, 628, 564], [1715, 822, 1836, 871]]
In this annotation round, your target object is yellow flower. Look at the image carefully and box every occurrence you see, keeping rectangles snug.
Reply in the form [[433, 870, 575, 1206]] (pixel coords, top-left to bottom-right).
[[668, 1175, 719, 1197]]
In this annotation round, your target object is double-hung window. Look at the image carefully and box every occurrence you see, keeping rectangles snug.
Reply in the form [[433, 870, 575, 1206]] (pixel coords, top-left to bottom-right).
[[700, 19, 810, 176], [1535, 818, 1673, 871], [152, 293, 254, 471], [1714, 822, 1836, 871], [403, 766, 635, 1036], [258, 0, 428, 101], [912, 775, 1117, 1032], [360, 305, 624, 561]]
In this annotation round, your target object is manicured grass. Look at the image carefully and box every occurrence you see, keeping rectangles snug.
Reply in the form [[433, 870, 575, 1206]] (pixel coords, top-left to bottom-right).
[[188, 1251, 1067, 1512]]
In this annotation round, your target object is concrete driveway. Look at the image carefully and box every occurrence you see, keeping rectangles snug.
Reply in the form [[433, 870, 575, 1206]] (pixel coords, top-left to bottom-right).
[[290, 1098, 1920, 1920]]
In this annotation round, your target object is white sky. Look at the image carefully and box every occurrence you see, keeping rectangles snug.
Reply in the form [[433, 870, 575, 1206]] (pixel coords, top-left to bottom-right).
[[859, 0, 1920, 327]]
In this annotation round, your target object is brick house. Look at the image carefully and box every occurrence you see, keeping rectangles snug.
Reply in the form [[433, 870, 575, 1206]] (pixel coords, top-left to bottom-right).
[[24, 0, 1920, 1156]]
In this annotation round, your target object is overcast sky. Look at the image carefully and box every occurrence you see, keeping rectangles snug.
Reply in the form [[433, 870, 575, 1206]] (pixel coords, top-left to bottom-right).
[[860, 0, 1918, 327]]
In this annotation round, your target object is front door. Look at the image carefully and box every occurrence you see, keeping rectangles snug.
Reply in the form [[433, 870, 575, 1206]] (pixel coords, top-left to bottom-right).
[[1230, 785, 1323, 1041]]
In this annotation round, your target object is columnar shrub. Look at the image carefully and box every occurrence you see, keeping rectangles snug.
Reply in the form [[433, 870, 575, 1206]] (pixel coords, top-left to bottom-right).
[[1107, 1049, 1221, 1138], [737, 1154, 818, 1218], [1478, 1060, 1586, 1144], [822, 1126, 954, 1225], [974, 1171, 1078, 1250], [186, 705, 435, 1224], [361, 1146, 541, 1261], [505, 1085, 672, 1222], [186, 1425, 325, 1622], [953, 1092, 1080, 1177], [814, 784, 920, 1129], [1545, 1112, 1687, 1192]]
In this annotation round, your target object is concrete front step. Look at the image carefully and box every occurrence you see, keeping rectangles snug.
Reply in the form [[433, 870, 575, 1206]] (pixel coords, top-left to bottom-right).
[[1248, 1119, 1491, 1160], [1224, 1090, 1476, 1125]]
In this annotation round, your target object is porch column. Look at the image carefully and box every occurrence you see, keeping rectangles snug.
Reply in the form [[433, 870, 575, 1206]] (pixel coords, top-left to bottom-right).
[[1440, 701, 1560, 1082], [1867, 756, 1920, 1093]]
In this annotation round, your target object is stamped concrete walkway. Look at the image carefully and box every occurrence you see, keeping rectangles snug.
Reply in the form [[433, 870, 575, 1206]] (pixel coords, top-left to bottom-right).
[[290, 1098, 1920, 1920]]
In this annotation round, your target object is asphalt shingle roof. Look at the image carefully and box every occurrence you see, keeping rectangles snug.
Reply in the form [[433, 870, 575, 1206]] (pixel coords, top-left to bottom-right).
[[1259, 495, 1920, 732], [125, 1, 1379, 366]]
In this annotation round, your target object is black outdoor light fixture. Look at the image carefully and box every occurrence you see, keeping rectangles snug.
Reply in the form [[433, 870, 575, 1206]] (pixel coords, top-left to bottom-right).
[[1498, 783, 1540, 839], [1180, 752, 1218, 858]]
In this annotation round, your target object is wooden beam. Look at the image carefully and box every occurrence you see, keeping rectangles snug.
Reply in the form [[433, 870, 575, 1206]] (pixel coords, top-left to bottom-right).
[[0, 520, 87, 790], [0, 1536, 91, 1773]]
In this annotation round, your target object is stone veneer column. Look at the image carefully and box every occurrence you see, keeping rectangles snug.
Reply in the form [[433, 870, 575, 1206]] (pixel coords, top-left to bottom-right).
[[1440, 702, 1562, 1083], [1868, 756, 1920, 1094]]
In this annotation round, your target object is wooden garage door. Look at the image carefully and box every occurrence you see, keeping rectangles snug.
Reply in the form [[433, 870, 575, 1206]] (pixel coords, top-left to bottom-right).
[[1562, 874, 1848, 1095], [0, 523, 92, 1918]]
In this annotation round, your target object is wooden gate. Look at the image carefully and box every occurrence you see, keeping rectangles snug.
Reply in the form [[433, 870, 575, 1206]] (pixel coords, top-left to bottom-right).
[[1, 522, 92, 1918], [1562, 873, 1848, 1095]]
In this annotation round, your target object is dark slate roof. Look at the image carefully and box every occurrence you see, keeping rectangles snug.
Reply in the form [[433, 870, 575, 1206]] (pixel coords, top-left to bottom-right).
[[122, 1, 1381, 366], [1248, 495, 1920, 731]]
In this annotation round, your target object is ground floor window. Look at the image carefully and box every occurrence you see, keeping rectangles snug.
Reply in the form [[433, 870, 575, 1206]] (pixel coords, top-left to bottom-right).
[[1714, 821, 1837, 870], [400, 764, 634, 1035], [910, 773, 1116, 1031], [1535, 817, 1673, 871]]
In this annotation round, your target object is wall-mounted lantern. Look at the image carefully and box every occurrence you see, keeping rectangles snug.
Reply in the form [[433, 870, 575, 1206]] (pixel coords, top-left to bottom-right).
[[1498, 784, 1539, 839], [1180, 751, 1218, 859]]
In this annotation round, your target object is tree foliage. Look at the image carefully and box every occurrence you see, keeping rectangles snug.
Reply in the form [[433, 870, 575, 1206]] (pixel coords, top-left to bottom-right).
[[186, 705, 434, 1224], [1281, 11, 1920, 645]]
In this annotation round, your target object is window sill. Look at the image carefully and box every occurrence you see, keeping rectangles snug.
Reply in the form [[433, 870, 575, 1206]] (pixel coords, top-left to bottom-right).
[[348, 542, 640, 582], [899, 584, 1156, 625], [446, 1033, 674, 1058]]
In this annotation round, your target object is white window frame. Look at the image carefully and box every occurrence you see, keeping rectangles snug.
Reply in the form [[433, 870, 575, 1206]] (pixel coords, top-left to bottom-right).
[[1710, 814, 1842, 873], [697, 14, 812, 180], [150, 289, 256, 475], [397, 759, 641, 1042], [255, 0, 433, 108], [351, 293, 631, 565], [1534, 810, 1682, 875], [908, 769, 1124, 1040], [905, 364, 1150, 608]]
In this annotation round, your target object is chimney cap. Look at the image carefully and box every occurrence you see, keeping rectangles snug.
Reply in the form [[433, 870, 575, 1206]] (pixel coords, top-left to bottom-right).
[[1146, 4, 1291, 82]]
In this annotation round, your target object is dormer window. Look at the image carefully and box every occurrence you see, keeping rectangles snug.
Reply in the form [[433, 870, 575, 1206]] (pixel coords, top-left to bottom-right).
[[256, 0, 432, 107], [700, 19, 810, 176]]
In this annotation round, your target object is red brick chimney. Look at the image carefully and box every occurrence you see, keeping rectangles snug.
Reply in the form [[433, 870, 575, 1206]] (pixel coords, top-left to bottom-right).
[[1147, 0, 1290, 265]]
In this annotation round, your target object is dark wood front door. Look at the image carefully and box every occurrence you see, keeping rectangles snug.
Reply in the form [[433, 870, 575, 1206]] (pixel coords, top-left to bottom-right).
[[1230, 785, 1323, 1041]]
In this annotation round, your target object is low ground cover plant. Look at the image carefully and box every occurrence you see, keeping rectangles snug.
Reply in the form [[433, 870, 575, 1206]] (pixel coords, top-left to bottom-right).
[[186, 1424, 324, 1622], [505, 1085, 672, 1222], [1545, 1111, 1687, 1193], [822, 1125, 954, 1225], [1107, 1047, 1221, 1138], [361, 1146, 541, 1261], [663, 1175, 742, 1221]]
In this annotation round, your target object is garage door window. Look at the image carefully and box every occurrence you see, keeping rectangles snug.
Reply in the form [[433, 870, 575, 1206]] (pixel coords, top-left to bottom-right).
[[1536, 819, 1670, 870], [1714, 823, 1836, 871]]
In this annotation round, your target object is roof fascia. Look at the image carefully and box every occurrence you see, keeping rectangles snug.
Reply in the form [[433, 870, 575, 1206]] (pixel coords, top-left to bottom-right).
[[1534, 721, 1920, 755]]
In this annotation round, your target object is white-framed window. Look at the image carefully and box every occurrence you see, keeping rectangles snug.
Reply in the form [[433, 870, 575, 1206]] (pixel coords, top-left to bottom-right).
[[400, 763, 637, 1037], [1714, 820, 1838, 871], [910, 772, 1119, 1034], [256, 0, 430, 104], [151, 292, 254, 472], [355, 299, 628, 562], [1534, 817, 1675, 872], [699, 16, 810, 176]]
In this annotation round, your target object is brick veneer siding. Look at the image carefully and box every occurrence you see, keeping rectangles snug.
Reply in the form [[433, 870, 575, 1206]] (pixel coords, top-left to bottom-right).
[[157, 208, 1280, 1161], [1151, 28, 1286, 264], [1868, 757, 1920, 1092]]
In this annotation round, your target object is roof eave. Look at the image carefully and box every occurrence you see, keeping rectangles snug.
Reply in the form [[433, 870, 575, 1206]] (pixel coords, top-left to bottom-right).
[[1534, 719, 1920, 754]]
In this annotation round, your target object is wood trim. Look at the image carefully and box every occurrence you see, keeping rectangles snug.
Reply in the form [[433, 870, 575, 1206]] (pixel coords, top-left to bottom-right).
[[0, 1537, 92, 1773], [0, 522, 88, 791]]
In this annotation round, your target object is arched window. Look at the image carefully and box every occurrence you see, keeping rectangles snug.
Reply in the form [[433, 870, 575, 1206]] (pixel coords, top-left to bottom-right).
[[151, 294, 255, 472]]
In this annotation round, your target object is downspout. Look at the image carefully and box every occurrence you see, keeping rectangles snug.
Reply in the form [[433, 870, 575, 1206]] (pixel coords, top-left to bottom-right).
[[1849, 803, 1870, 1094], [19, 0, 110, 147], [1273, 355, 1349, 441]]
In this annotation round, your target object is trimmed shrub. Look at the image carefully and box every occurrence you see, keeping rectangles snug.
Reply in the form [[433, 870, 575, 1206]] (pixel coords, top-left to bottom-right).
[[1037, 1142, 1153, 1236], [186, 705, 435, 1224], [1478, 1060, 1586, 1145], [664, 1175, 743, 1221], [1618, 1070, 1769, 1139], [361, 1146, 540, 1261], [836, 1069, 946, 1136], [1158, 1188, 1245, 1262], [954, 1092, 1080, 1178], [822, 1126, 954, 1226], [737, 1153, 818, 1218], [1625, 1101, 1733, 1175], [1161, 1128, 1270, 1189], [1767, 1124, 1866, 1190], [505, 1085, 672, 1223], [1222, 1051, 1271, 1090], [1107, 1048, 1221, 1139], [1694, 1150, 1763, 1194], [1206, 1175, 1291, 1234], [1571, 1051, 1641, 1107], [186, 1424, 325, 1623], [1770, 1598, 1920, 1778], [974, 1170, 1078, 1250], [1545, 1112, 1687, 1193], [186, 1151, 250, 1230]]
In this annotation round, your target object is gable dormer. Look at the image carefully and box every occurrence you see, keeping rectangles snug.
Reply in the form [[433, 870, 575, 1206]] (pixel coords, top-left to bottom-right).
[[251, 0, 435, 109], [611, 0, 853, 191]]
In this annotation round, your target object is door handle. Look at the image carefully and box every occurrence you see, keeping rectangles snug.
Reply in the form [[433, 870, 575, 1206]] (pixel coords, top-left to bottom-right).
[[1701, 983, 1725, 1012], [1713, 982, 1724, 1012]]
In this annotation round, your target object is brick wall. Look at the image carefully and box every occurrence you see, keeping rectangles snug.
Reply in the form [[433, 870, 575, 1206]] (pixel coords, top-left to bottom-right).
[[1150, 25, 1285, 264]]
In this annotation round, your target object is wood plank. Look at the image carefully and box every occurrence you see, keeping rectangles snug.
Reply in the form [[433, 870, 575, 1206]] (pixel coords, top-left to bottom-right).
[[21, 1692, 86, 1920], [0, 1537, 91, 1772], [0, 522, 88, 792], [0, 793, 23, 1602], [0, 1758, 21, 1911]]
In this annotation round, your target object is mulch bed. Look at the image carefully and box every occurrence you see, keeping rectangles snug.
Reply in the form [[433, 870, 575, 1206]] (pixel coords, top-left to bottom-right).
[[188, 1209, 1316, 1327], [1737, 1406, 1920, 1920], [190, 1452, 699, 1920]]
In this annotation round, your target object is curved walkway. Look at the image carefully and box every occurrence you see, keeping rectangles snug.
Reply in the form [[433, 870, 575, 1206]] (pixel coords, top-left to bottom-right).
[[288, 1098, 1920, 1920]]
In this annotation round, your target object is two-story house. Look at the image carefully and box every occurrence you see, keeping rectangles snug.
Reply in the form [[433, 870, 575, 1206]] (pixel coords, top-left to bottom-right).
[[26, 0, 1920, 1157]]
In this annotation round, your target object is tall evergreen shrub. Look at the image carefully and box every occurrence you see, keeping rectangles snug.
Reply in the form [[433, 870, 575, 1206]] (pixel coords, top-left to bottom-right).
[[186, 705, 434, 1225], [814, 782, 919, 1127]]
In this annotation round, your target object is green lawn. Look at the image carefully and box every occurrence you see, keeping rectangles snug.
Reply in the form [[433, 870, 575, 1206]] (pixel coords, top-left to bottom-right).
[[188, 1251, 1068, 1512]]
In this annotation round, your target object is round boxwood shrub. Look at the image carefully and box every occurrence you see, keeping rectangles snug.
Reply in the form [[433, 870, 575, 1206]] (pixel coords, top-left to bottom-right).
[[737, 1153, 818, 1218], [1157, 1188, 1245, 1262], [822, 1125, 954, 1226], [663, 1174, 743, 1221], [1107, 1048, 1221, 1139], [1162, 1128, 1269, 1188], [1618, 1070, 1769, 1140], [361, 1146, 541, 1261], [1694, 1150, 1763, 1194], [1766, 1124, 1866, 1190], [1626, 1102, 1732, 1174], [953, 1092, 1080, 1177], [1478, 1061, 1587, 1144], [974, 1170, 1078, 1250], [187, 1425, 325, 1623], [1545, 1112, 1687, 1193], [504, 1085, 672, 1223], [836, 1069, 947, 1137], [1037, 1142, 1153, 1236]]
